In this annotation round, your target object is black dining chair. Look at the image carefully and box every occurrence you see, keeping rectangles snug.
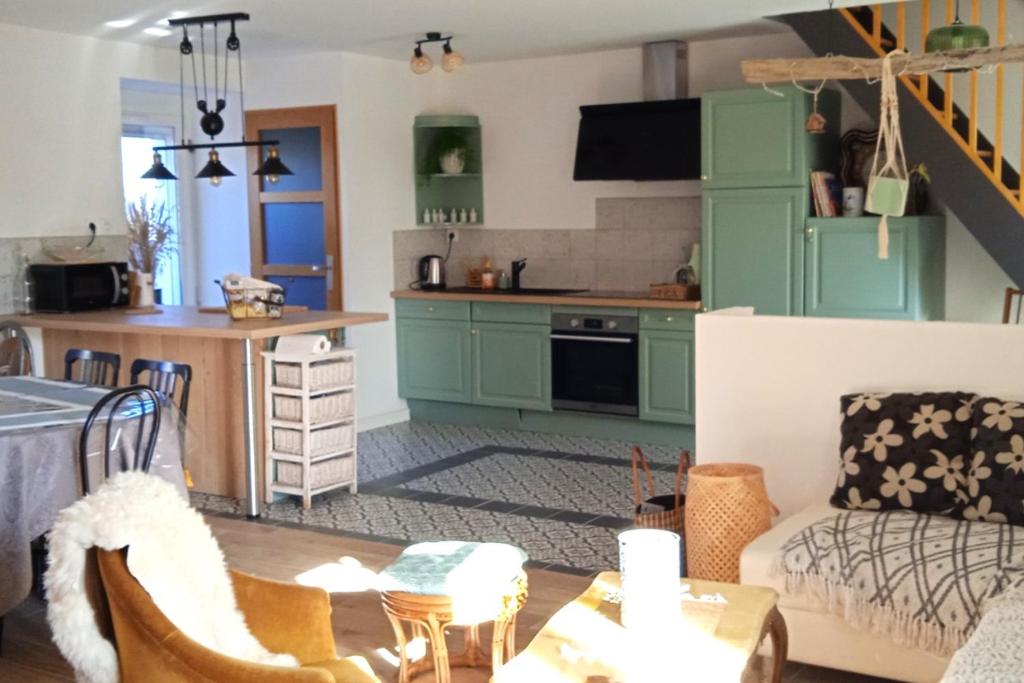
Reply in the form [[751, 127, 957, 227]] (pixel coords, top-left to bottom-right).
[[64, 349, 121, 387], [129, 359, 192, 419], [79, 385, 162, 495], [0, 321, 34, 376]]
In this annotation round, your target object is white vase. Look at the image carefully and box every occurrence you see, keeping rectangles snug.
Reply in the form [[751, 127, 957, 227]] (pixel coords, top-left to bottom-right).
[[439, 148, 466, 175], [135, 272, 155, 307]]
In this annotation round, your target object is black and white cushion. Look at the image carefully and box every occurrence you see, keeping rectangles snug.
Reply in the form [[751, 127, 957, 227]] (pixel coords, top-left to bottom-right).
[[957, 396, 1024, 525], [830, 392, 976, 515]]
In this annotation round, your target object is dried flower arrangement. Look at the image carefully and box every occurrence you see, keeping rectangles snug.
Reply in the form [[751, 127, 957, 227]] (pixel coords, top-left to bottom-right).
[[126, 196, 175, 274]]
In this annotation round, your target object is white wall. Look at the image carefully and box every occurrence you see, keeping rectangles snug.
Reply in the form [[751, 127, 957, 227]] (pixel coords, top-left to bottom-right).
[[431, 48, 699, 231], [0, 23, 179, 238], [695, 310, 1024, 517]]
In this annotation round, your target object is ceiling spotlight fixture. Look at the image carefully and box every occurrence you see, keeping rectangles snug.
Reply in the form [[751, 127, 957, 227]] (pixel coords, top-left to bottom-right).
[[410, 32, 463, 75], [139, 12, 294, 187], [441, 40, 464, 73]]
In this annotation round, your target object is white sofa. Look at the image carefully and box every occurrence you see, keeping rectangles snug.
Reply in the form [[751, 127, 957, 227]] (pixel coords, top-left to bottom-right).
[[740, 505, 951, 683]]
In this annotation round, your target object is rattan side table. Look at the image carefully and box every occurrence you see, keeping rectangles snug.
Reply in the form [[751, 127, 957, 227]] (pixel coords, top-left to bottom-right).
[[379, 542, 528, 683]]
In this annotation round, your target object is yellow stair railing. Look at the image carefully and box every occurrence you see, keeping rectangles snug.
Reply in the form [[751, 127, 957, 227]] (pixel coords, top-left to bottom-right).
[[841, 1, 1023, 217]]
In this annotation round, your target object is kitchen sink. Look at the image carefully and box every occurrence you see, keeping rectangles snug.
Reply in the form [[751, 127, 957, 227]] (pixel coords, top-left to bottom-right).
[[445, 287, 588, 295]]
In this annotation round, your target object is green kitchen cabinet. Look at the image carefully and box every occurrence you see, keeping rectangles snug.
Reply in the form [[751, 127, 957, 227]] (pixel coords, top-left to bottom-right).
[[701, 87, 839, 189], [804, 216, 945, 320], [396, 318, 472, 402], [639, 329, 695, 425], [471, 322, 551, 410], [703, 187, 808, 315]]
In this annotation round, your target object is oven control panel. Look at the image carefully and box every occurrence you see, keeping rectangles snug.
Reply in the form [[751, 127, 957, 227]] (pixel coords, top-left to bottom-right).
[[551, 313, 638, 334]]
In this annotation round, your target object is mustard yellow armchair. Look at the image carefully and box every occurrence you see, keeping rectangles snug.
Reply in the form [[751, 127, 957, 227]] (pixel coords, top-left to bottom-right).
[[96, 549, 380, 683]]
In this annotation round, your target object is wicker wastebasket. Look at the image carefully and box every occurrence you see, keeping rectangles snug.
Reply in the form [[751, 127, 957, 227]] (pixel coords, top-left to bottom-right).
[[684, 463, 777, 582]]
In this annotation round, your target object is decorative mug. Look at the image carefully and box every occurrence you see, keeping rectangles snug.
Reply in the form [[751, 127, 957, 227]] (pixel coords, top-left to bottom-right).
[[842, 187, 865, 217]]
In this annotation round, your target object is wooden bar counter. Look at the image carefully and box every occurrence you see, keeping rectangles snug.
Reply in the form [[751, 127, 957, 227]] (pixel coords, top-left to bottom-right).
[[0, 306, 388, 515]]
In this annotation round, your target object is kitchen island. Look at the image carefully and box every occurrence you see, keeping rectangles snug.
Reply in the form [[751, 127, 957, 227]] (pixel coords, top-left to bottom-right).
[[0, 306, 388, 516]]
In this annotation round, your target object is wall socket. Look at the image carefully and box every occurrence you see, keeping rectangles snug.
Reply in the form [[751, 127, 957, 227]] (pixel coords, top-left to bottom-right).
[[446, 229, 459, 243]]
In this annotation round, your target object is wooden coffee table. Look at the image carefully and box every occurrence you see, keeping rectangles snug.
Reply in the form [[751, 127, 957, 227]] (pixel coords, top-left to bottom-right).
[[493, 571, 786, 683]]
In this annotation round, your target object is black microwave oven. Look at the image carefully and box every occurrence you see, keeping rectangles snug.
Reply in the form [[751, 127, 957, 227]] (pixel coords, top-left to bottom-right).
[[29, 262, 131, 312]]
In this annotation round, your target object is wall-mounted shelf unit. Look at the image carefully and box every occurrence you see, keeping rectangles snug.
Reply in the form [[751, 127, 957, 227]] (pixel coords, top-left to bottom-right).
[[414, 114, 484, 226]]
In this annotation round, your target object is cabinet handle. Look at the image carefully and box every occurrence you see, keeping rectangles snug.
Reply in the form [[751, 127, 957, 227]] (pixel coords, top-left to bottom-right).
[[665, 316, 674, 322], [471, 329, 477, 335], [427, 306, 435, 312]]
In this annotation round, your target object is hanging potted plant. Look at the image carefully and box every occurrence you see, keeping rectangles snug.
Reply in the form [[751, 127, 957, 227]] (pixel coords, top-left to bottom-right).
[[126, 196, 174, 307]]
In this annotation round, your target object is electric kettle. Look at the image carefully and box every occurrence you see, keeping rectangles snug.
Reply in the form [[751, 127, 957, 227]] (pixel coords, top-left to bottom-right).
[[417, 255, 446, 290]]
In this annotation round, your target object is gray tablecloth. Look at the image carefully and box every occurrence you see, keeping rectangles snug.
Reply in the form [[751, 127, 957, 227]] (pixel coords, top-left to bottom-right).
[[0, 379, 186, 616]]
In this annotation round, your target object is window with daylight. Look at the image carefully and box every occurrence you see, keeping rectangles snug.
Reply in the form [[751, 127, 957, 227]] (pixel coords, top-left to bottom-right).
[[120, 125, 182, 305]]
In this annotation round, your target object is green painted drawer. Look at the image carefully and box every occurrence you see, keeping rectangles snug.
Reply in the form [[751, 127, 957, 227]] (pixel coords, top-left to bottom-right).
[[472, 302, 550, 324], [395, 299, 471, 321], [639, 309, 695, 331]]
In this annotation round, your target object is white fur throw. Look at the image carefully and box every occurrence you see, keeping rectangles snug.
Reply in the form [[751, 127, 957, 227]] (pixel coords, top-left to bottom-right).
[[44, 471, 298, 683]]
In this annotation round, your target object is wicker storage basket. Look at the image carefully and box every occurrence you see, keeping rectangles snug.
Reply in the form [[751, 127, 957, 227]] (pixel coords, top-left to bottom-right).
[[632, 447, 689, 537], [273, 423, 355, 457], [684, 463, 777, 582], [275, 359, 354, 391], [276, 455, 355, 489], [273, 391, 354, 424]]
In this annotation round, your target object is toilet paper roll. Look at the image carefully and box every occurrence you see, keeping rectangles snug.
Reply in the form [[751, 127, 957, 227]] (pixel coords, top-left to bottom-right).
[[274, 334, 331, 356]]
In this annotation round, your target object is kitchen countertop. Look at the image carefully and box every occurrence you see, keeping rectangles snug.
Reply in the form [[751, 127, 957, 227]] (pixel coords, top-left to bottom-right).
[[391, 289, 703, 310], [0, 305, 390, 340]]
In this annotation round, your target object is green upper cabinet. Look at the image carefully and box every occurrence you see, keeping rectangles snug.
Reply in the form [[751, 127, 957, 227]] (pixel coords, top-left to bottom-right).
[[414, 115, 484, 226], [701, 87, 839, 189], [703, 187, 807, 315], [804, 216, 946, 320], [396, 318, 472, 403], [471, 322, 551, 411]]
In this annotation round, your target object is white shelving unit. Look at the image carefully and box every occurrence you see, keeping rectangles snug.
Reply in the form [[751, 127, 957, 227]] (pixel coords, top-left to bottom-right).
[[262, 346, 357, 509]]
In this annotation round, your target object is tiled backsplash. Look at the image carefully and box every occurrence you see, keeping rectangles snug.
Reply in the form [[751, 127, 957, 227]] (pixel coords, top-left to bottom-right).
[[393, 196, 701, 291], [0, 235, 128, 314]]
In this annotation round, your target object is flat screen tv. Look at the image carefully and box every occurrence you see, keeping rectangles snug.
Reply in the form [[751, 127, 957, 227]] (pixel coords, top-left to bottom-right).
[[573, 98, 701, 181]]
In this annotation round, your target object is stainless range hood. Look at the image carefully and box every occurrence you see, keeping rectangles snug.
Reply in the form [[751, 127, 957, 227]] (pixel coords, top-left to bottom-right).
[[573, 41, 701, 181]]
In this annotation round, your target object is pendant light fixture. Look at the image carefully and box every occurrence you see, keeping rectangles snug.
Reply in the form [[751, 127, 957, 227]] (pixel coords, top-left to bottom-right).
[[254, 146, 292, 184], [410, 32, 464, 74], [925, 0, 989, 56], [140, 12, 294, 187]]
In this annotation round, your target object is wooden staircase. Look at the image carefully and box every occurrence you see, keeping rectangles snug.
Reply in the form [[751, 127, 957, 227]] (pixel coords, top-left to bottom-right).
[[782, 2, 1024, 286]]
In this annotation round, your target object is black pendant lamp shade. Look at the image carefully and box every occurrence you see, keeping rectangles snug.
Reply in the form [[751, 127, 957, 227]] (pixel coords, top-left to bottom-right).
[[195, 149, 235, 181], [141, 152, 178, 180], [253, 146, 293, 182]]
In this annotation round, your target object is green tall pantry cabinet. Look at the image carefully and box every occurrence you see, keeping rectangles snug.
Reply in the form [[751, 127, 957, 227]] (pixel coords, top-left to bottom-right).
[[700, 87, 945, 320], [702, 87, 839, 316]]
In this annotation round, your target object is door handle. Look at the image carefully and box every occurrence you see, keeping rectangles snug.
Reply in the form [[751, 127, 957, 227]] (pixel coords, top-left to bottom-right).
[[550, 334, 634, 344]]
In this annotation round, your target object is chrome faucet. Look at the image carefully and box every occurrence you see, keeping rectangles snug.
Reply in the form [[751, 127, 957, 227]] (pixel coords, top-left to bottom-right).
[[511, 258, 528, 290]]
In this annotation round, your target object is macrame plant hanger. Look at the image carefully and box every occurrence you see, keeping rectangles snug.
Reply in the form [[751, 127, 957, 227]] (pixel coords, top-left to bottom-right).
[[864, 51, 909, 259]]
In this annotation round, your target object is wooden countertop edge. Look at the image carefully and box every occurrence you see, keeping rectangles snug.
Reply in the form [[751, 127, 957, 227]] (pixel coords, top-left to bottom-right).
[[390, 290, 703, 310], [0, 310, 390, 340]]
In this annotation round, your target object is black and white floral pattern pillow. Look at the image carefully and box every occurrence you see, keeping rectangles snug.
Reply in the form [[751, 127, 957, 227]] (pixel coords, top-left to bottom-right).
[[830, 392, 976, 515], [957, 396, 1024, 525]]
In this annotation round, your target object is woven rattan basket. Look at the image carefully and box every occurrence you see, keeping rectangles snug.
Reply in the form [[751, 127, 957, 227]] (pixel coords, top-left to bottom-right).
[[684, 463, 777, 582]]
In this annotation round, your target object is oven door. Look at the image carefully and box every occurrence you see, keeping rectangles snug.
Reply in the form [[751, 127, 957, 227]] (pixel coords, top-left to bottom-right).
[[551, 330, 639, 416]]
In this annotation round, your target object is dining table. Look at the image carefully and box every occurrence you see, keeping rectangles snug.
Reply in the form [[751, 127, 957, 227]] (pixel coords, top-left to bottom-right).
[[0, 376, 187, 618]]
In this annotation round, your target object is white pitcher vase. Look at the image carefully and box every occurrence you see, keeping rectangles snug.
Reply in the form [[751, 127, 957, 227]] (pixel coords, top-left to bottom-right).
[[439, 148, 466, 175]]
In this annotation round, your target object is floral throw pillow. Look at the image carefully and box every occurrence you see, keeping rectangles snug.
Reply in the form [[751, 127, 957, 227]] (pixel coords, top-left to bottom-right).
[[829, 392, 976, 515], [957, 397, 1024, 525]]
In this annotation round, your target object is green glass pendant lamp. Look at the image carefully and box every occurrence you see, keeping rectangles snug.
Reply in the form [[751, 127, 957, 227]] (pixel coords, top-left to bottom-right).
[[925, 0, 989, 53]]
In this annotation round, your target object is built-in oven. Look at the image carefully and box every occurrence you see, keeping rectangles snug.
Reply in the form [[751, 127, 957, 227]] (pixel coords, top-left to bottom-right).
[[551, 312, 638, 416]]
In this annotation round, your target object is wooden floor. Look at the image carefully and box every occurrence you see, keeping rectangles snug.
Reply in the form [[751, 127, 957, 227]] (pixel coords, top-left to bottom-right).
[[0, 516, 890, 683], [0, 515, 591, 683]]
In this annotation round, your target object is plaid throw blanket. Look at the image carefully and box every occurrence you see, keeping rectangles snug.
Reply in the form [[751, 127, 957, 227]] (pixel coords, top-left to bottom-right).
[[776, 510, 1024, 656]]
